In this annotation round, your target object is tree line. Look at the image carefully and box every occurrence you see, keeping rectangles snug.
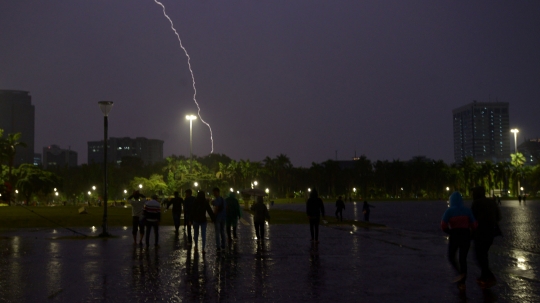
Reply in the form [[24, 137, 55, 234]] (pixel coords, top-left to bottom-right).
[[1, 131, 538, 205]]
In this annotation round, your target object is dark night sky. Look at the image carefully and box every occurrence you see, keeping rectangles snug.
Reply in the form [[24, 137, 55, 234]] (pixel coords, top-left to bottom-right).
[[1, 1, 539, 167]]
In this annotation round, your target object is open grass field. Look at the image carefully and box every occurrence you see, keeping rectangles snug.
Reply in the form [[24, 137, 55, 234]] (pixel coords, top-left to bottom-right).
[[0, 205, 383, 230]]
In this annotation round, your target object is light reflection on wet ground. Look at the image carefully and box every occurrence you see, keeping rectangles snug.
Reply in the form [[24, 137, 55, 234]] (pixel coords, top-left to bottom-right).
[[0, 201, 538, 302]]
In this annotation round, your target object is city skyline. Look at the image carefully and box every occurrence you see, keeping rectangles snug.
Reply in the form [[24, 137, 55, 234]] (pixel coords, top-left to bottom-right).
[[2, 1, 540, 167]]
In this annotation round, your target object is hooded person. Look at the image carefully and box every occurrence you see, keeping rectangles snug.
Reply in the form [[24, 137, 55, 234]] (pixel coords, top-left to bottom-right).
[[225, 192, 242, 243], [471, 186, 501, 288], [441, 191, 477, 290]]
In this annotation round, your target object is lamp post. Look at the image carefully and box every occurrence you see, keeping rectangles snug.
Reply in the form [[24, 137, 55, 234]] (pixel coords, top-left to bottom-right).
[[186, 115, 197, 173], [98, 101, 113, 237], [511, 128, 520, 198]]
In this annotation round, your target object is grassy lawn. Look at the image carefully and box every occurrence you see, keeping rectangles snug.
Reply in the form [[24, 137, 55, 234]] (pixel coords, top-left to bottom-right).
[[1, 205, 384, 230]]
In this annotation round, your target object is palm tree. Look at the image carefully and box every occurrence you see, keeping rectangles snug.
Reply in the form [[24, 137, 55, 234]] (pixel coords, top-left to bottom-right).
[[511, 153, 526, 196]]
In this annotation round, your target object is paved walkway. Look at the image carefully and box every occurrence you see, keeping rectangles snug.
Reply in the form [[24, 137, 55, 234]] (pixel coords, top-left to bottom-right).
[[0, 219, 538, 302]]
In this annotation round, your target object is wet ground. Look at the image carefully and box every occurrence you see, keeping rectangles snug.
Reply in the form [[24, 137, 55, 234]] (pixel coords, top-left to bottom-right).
[[0, 200, 538, 302]]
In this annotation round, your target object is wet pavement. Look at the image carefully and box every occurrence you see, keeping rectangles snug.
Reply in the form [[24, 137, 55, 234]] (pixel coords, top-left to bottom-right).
[[1, 202, 539, 302]]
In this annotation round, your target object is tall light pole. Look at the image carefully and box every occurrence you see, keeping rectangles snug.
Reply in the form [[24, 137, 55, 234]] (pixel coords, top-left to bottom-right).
[[186, 115, 197, 173], [511, 128, 519, 153], [98, 101, 113, 237], [511, 128, 520, 198]]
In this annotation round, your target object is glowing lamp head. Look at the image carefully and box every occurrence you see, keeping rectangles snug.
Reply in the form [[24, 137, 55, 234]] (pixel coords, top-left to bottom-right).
[[511, 129, 519, 134], [98, 101, 114, 117], [186, 115, 197, 121]]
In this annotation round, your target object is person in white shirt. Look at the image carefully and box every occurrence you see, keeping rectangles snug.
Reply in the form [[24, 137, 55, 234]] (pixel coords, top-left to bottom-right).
[[128, 191, 146, 245]]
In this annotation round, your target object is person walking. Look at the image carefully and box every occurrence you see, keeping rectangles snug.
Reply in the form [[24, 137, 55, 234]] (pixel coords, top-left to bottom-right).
[[128, 190, 146, 245], [212, 187, 227, 251], [166, 191, 183, 234], [335, 196, 345, 221], [471, 186, 501, 288], [144, 194, 162, 247], [183, 189, 195, 243], [192, 191, 215, 254], [362, 201, 375, 222], [441, 191, 477, 291], [225, 192, 242, 244], [251, 196, 270, 241], [306, 189, 325, 243]]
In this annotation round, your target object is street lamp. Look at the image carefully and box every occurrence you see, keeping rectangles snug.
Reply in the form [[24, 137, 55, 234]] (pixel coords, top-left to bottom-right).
[[511, 129, 519, 153], [186, 115, 197, 173], [511, 128, 521, 198], [194, 182, 198, 188], [98, 100, 113, 237], [139, 184, 143, 189]]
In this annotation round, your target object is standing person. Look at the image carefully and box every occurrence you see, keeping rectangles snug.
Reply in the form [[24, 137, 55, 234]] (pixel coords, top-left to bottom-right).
[[306, 189, 325, 243], [166, 191, 183, 234], [251, 196, 270, 241], [335, 196, 345, 221], [183, 189, 195, 243], [212, 187, 227, 251], [192, 191, 215, 254], [225, 192, 242, 244], [471, 186, 501, 288], [441, 191, 477, 290], [144, 194, 162, 247], [362, 201, 375, 222], [128, 191, 146, 245]]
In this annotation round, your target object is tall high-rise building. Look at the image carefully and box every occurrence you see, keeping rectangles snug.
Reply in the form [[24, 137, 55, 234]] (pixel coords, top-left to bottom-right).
[[453, 101, 510, 163], [87, 137, 164, 165], [0, 90, 35, 165], [42, 145, 78, 169]]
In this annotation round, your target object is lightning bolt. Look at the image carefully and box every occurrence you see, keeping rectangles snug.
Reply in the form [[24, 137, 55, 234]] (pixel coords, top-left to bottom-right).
[[153, 0, 214, 153]]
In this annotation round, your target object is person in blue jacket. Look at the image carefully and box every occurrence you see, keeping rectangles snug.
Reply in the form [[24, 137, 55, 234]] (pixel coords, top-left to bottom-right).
[[441, 191, 477, 290]]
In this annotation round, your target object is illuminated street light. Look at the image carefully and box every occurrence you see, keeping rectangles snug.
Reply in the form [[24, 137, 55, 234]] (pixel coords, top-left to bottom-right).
[[194, 182, 199, 187], [511, 128, 521, 197], [186, 115, 197, 173], [124, 189, 127, 194], [230, 188, 234, 192], [139, 184, 143, 189], [98, 100, 113, 237], [92, 186, 96, 191], [308, 188, 311, 192], [511, 129, 519, 153], [88, 191, 91, 195], [55, 192, 58, 196], [254, 181, 258, 186], [54, 188, 57, 192], [446, 187, 450, 191]]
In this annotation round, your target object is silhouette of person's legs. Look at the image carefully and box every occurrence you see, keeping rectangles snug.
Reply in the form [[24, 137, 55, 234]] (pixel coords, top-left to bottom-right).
[[475, 236, 495, 281], [309, 218, 319, 241]]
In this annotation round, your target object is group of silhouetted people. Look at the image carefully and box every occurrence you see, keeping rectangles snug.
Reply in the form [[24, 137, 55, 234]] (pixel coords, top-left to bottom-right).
[[129, 187, 269, 254], [129, 186, 378, 251], [441, 186, 501, 291]]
